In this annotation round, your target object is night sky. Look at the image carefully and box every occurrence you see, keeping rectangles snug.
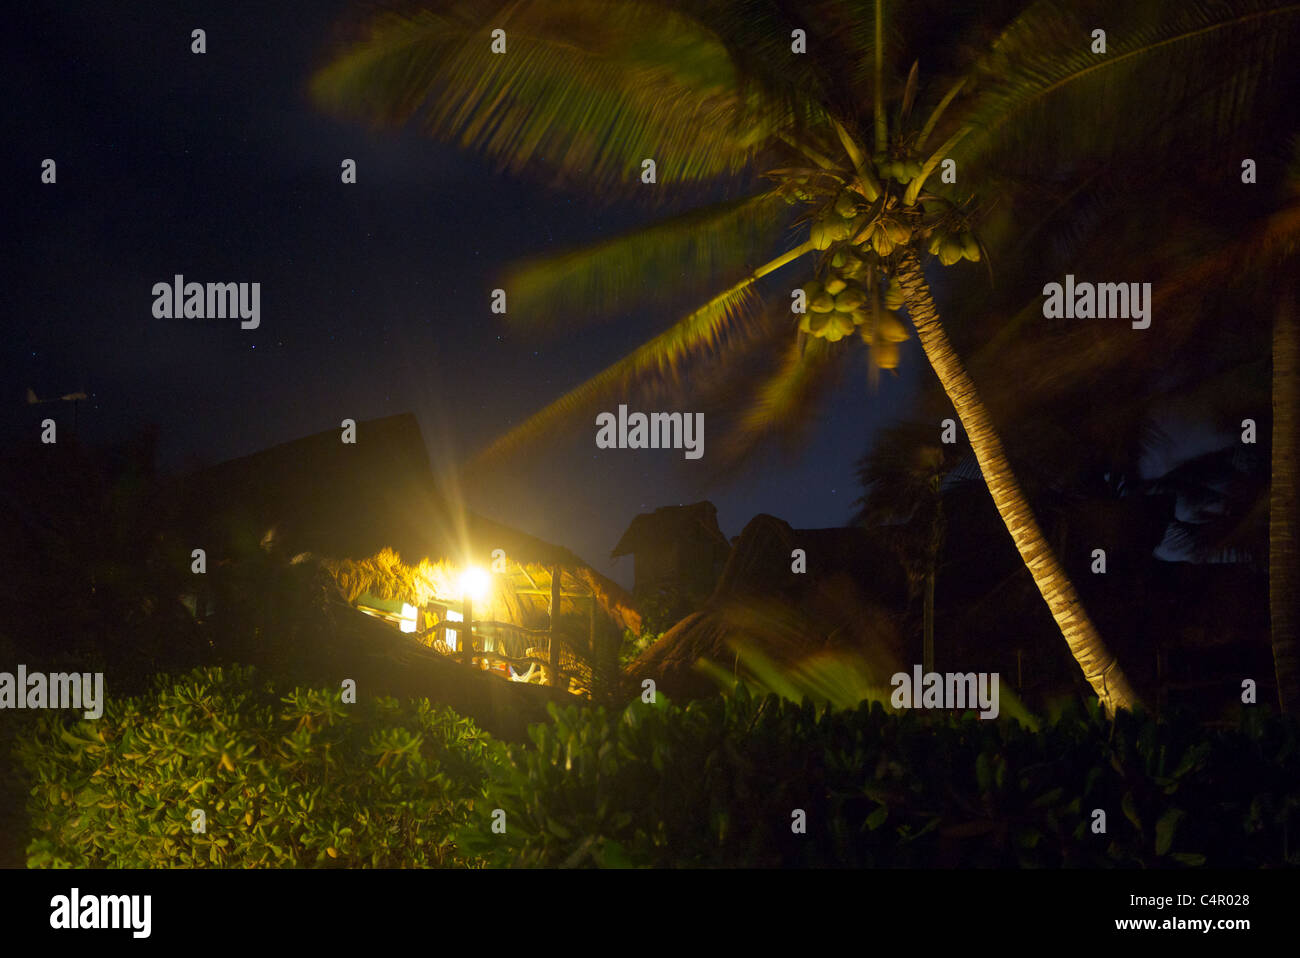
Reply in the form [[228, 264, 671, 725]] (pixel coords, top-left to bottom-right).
[[4, 1, 922, 587]]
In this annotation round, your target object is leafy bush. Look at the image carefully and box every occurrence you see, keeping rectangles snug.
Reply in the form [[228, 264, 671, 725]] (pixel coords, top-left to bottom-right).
[[619, 626, 661, 670], [17, 665, 493, 867], [457, 687, 1300, 868], [20, 665, 1299, 869], [633, 584, 699, 637]]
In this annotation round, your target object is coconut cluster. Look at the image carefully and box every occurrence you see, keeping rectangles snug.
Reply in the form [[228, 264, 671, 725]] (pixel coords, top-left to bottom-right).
[[875, 157, 982, 265], [926, 229, 979, 265], [799, 247, 909, 367], [875, 152, 923, 184], [808, 188, 865, 249], [786, 147, 980, 368]]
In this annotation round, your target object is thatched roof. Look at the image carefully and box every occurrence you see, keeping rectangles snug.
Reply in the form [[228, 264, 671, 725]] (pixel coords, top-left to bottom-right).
[[163, 413, 639, 631], [626, 514, 908, 700], [611, 501, 731, 558]]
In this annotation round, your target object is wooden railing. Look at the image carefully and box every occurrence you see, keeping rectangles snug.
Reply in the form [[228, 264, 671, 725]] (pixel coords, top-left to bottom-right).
[[413, 562, 613, 697], [420, 618, 587, 688]]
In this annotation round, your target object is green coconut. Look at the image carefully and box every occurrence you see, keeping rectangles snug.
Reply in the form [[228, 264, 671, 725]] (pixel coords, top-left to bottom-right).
[[885, 219, 912, 245], [878, 311, 909, 342], [938, 239, 964, 266], [872, 225, 896, 257], [835, 288, 866, 311], [875, 342, 902, 369], [810, 215, 837, 250]]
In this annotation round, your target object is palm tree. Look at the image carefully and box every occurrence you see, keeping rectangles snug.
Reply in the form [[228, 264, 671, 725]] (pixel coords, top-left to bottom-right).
[[856, 420, 974, 673], [1109, 149, 1299, 713], [312, 0, 1300, 713], [1181, 154, 1300, 714], [1271, 281, 1298, 712], [972, 128, 1300, 710]]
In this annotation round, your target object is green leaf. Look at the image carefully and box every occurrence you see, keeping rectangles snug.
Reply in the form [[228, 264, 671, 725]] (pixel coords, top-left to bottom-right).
[[1155, 808, 1184, 856], [598, 839, 635, 868], [975, 752, 993, 794], [1122, 791, 1142, 831]]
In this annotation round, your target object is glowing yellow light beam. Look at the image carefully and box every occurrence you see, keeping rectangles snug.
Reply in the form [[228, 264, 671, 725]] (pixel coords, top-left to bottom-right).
[[459, 565, 491, 603]]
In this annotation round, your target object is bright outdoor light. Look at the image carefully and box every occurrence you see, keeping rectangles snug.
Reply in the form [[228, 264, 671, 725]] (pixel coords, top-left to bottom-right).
[[399, 602, 417, 634], [459, 565, 491, 602]]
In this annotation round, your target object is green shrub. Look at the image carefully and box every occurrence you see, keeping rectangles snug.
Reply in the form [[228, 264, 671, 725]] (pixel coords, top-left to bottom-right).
[[17, 665, 493, 867], [619, 627, 661, 670], [20, 665, 1299, 869], [457, 686, 1300, 868]]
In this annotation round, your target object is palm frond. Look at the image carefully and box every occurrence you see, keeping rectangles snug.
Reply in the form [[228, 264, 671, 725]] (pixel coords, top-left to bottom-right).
[[471, 276, 763, 465], [698, 640, 896, 713], [674, 0, 886, 128], [712, 333, 847, 472], [1163, 496, 1268, 564], [1149, 447, 1253, 513], [471, 236, 816, 464], [855, 417, 975, 531], [953, 0, 1300, 177], [311, 0, 803, 193], [502, 189, 792, 325]]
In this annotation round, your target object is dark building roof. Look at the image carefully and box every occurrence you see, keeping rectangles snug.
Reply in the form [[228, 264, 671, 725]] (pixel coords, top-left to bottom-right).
[[611, 501, 731, 558], [627, 513, 909, 700]]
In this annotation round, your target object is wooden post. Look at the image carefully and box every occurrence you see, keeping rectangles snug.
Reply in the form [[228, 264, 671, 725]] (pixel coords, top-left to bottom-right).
[[589, 595, 601, 701], [549, 564, 564, 689], [462, 596, 474, 668]]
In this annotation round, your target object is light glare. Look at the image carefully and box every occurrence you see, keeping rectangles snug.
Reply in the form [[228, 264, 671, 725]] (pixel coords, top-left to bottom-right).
[[459, 565, 491, 602]]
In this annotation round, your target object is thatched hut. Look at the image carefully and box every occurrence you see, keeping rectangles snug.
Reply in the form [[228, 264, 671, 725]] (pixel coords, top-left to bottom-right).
[[611, 501, 731, 619], [162, 414, 638, 696], [626, 514, 909, 701]]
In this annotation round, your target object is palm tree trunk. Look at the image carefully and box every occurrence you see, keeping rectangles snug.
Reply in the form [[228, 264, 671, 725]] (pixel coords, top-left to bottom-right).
[[923, 569, 935, 673], [895, 248, 1141, 714], [1271, 289, 1298, 712]]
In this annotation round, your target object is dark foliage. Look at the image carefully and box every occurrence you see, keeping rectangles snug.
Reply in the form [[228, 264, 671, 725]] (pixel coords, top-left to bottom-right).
[[459, 689, 1300, 867]]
